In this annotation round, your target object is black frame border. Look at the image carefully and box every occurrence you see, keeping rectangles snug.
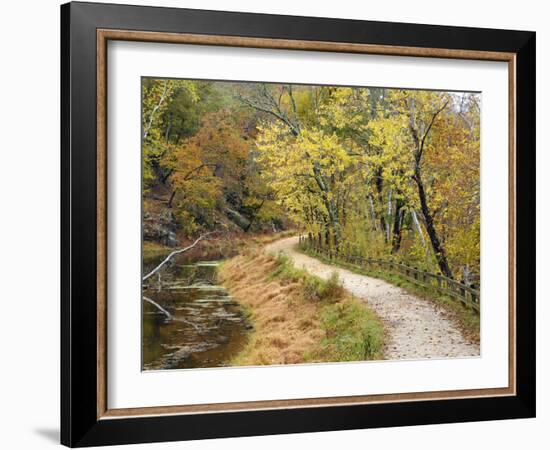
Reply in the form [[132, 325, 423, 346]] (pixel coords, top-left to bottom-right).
[[61, 2, 535, 447]]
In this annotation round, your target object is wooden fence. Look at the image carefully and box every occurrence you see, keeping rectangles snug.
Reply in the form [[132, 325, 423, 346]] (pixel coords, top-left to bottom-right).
[[298, 236, 480, 313]]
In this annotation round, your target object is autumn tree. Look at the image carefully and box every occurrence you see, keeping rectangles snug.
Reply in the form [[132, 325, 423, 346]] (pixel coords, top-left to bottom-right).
[[142, 78, 480, 279], [369, 90, 480, 278], [247, 85, 366, 249], [141, 78, 199, 188], [159, 111, 248, 233]]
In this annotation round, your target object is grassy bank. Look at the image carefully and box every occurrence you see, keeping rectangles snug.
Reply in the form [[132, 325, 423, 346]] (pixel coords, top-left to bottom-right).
[[298, 247, 480, 344], [219, 250, 384, 366]]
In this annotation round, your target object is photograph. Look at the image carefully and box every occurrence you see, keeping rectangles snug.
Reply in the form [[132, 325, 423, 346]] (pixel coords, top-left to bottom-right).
[[141, 78, 481, 370], [55, 1, 536, 446]]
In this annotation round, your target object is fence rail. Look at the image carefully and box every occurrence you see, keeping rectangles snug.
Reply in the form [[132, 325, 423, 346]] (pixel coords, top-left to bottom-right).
[[298, 236, 480, 313]]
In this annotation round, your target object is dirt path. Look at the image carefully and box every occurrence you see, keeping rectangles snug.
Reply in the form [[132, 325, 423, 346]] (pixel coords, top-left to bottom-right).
[[265, 236, 479, 360]]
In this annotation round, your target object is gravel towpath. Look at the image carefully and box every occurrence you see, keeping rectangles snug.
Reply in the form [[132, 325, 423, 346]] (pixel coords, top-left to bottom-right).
[[265, 236, 479, 360]]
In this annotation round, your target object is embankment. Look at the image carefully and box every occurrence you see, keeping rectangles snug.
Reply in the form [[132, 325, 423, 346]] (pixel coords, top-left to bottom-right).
[[218, 250, 385, 366]]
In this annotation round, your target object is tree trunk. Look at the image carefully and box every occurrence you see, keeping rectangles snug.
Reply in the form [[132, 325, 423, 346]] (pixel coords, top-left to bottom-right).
[[414, 171, 453, 278], [311, 161, 341, 249], [244, 199, 265, 232], [164, 113, 173, 141], [391, 197, 404, 254], [161, 168, 173, 185], [143, 80, 171, 140], [411, 210, 428, 250], [374, 170, 387, 243], [367, 195, 378, 231], [167, 190, 176, 208], [325, 199, 341, 249], [386, 189, 393, 243]]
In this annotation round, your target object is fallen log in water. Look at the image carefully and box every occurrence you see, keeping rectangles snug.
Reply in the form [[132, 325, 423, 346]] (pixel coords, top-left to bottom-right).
[[142, 296, 172, 320], [142, 232, 214, 281]]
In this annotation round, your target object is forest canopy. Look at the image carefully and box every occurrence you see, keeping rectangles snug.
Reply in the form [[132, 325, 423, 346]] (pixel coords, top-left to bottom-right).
[[142, 78, 480, 282]]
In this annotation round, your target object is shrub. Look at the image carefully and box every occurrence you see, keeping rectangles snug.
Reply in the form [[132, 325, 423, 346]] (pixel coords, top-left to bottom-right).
[[321, 272, 345, 302], [303, 276, 323, 302], [302, 272, 344, 303], [268, 253, 306, 283]]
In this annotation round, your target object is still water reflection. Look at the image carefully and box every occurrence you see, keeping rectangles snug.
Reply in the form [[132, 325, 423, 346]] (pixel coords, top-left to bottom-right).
[[142, 255, 250, 370]]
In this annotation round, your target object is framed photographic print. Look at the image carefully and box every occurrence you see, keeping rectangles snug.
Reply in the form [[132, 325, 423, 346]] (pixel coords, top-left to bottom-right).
[[61, 1, 535, 447]]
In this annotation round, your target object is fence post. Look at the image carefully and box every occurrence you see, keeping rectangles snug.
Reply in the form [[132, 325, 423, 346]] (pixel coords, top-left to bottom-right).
[[305, 250, 479, 313], [471, 284, 479, 310], [465, 290, 472, 310]]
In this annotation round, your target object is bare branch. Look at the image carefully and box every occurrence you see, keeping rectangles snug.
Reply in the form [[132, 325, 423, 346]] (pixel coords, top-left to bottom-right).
[[419, 100, 449, 158], [143, 296, 172, 320], [143, 296, 204, 331], [236, 89, 300, 136], [142, 232, 215, 281], [287, 85, 299, 120], [178, 163, 218, 181]]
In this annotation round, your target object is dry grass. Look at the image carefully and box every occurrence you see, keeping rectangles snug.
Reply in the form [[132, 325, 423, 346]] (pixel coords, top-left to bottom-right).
[[219, 250, 384, 366], [219, 253, 322, 365]]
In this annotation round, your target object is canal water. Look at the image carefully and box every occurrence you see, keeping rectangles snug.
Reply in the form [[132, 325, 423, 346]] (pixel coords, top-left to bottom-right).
[[142, 255, 250, 370]]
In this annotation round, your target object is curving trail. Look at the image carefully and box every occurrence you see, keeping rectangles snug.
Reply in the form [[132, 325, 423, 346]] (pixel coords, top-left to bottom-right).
[[265, 236, 479, 360]]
